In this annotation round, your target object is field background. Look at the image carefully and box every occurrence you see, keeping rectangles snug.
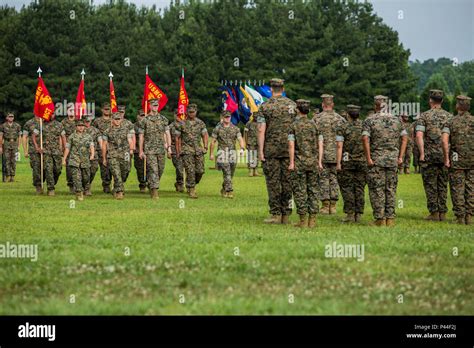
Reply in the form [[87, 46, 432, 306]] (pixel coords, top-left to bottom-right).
[[0, 150, 473, 315]]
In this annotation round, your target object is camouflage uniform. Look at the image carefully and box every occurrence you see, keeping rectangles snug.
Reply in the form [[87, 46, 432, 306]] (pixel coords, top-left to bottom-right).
[[362, 99, 407, 222], [416, 104, 452, 216], [442, 96, 474, 223], [288, 112, 322, 216], [120, 118, 135, 182], [256, 82, 297, 217], [0, 121, 21, 178], [138, 112, 169, 190], [33, 120, 64, 191], [336, 109, 367, 217], [103, 122, 133, 194], [313, 104, 346, 207], [212, 121, 242, 193], [175, 117, 207, 189], [62, 117, 78, 190], [399, 117, 412, 171], [22, 117, 42, 188], [92, 115, 112, 190], [85, 125, 101, 192], [66, 131, 94, 193], [411, 122, 420, 171], [244, 120, 259, 169], [134, 118, 147, 190]]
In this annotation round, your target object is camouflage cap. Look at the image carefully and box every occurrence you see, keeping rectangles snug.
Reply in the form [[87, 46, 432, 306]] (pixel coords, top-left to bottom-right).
[[321, 94, 334, 100], [118, 105, 126, 111], [85, 113, 94, 122], [346, 104, 361, 112], [6, 112, 14, 117], [456, 95, 472, 106], [269, 78, 284, 87], [221, 110, 232, 118], [188, 103, 198, 111], [75, 119, 86, 126], [429, 89, 444, 100], [102, 102, 111, 108], [112, 112, 122, 120], [374, 95, 388, 103], [296, 99, 311, 108], [149, 99, 159, 106]]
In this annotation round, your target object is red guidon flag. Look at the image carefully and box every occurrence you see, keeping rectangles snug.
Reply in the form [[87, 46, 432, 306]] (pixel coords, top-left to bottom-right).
[[177, 74, 189, 120], [110, 79, 118, 113], [34, 77, 55, 122], [75, 79, 86, 119], [142, 74, 168, 114]]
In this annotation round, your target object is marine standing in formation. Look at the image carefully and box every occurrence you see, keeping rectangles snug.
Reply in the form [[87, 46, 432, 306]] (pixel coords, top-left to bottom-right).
[[0, 113, 21, 182], [362, 95, 408, 226], [61, 108, 78, 193], [313, 94, 346, 215], [442, 95, 474, 225], [209, 110, 245, 198], [138, 98, 172, 199], [415, 89, 453, 221], [92, 103, 112, 193], [84, 114, 102, 196], [336, 105, 367, 223], [133, 110, 147, 192], [32, 115, 65, 196], [175, 103, 208, 199], [169, 110, 185, 193], [244, 116, 260, 177], [257, 78, 297, 224], [62, 119, 95, 201], [288, 99, 323, 228]]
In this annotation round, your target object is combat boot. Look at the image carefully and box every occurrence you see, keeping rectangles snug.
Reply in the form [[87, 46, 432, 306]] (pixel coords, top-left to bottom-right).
[[354, 213, 362, 223], [5, 176, 11, 182], [264, 215, 282, 224], [248, 169, 253, 177], [370, 219, 386, 226], [308, 214, 317, 228], [465, 214, 472, 225], [439, 213, 446, 221], [253, 169, 261, 177], [220, 188, 226, 197], [9, 176, 14, 182], [115, 192, 124, 200], [342, 213, 355, 223], [320, 200, 330, 214], [189, 187, 198, 199], [150, 188, 159, 200], [76, 192, 84, 201], [47, 190, 55, 197], [281, 215, 290, 225], [294, 214, 307, 228], [404, 167, 410, 174], [226, 191, 234, 199], [329, 201, 337, 214], [386, 218, 395, 227], [35, 186, 43, 195], [424, 212, 440, 221], [455, 216, 465, 224], [140, 187, 146, 193]]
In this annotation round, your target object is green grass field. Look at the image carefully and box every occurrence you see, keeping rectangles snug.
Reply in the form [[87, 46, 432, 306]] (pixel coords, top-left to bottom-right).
[[0, 152, 473, 315]]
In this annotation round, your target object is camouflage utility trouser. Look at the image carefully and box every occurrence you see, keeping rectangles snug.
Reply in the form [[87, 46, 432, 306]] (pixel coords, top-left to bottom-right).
[[338, 162, 367, 214], [182, 153, 204, 188], [146, 153, 165, 190], [367, 166, 398, 220], [262, 158, 292, 216], [99, 160, 112, 189], [290, 169, 319, 215], [3, 142, 18, 176], [449, 168, 474, 218], [87, 159, 99, 191], [247, 146, 259, 169], [217, 161, 236, 192], [171, 154, 184, 186], [44, 154, 62, 191], [401, 144, 412, 169], [71, 166, 90, 193], [109, 157, 129, 193], [134, 153, 147, 189], [319, 163, 339, 201], [420, 162, 448, 213], [29, 151, 42, 187], [413, 144, 420, 168]]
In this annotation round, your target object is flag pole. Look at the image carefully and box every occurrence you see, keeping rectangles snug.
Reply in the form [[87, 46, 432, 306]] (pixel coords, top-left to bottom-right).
[[37, 67, 44, 189], [80, 69, 85, 120], [144, 65, 148, 182]]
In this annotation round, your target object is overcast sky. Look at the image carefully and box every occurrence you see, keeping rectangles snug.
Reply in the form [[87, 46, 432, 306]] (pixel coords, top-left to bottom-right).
[[2, 0, 473, 62]]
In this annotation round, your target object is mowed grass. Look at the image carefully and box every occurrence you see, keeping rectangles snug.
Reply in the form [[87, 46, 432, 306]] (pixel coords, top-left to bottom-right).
[[0, 150, 473, 315]]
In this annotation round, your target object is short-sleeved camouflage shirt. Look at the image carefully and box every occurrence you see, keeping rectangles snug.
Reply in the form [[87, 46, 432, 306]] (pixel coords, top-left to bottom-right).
[[288, 115, 322, 171], [441, 111, 474, 169], [33, 120, 64, 156], [138, 113, 170, 155], [313, 110, 346, 164], [211, 124, 242, 151], [103, 123, 133, 160], [336, 118, 366, 166], [66, 132, 94, 168], [0, 122, 21, 150], [175, 118, 208, 155]]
